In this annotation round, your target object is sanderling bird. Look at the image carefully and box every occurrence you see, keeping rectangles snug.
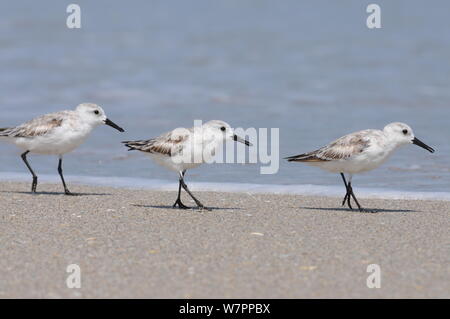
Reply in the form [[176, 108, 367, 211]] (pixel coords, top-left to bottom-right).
[[123, 120, 252, 210], [0, 103, 125, 195], [286, 122, 435, 212]]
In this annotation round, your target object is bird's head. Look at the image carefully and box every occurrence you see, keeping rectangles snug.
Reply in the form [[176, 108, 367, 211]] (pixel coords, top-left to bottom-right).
[[383, 122, 434, 153], [75, 103, 124, 132], [203, 120, 252, 146]]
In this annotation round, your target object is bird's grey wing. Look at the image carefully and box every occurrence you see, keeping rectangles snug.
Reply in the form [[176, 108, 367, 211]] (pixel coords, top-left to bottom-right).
[[0, 112, 67, 138], [123, 130, 190, 157], [286, 131, 372, 162]]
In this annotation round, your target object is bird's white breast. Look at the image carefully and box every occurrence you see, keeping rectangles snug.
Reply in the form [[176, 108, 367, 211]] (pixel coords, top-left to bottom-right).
[[13, 118, 94, 155]]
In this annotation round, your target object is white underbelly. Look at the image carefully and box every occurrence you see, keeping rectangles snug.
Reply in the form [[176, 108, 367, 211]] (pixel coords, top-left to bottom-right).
[[13, 131, 88, 155], [148, 153, 202, 172], [308, 152, 390, 174]]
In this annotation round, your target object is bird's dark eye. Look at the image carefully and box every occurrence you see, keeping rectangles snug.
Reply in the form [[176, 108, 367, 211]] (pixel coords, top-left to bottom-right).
[[220, 126, 226, 131], [94, 110, 100, 115], [402, 129, 408, 135]]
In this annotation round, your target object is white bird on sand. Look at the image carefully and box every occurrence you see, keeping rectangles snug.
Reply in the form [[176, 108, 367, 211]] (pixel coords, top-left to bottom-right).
[[286, 122, 435, 212], [123, 120, 252, 210], [0, 103, 125, 195]]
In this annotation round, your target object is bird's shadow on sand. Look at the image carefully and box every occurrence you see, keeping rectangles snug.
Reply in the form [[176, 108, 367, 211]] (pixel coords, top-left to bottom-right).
[[132, 204, 241, 211], [1, 191, 112, 196], [301, 207, 418, 214]]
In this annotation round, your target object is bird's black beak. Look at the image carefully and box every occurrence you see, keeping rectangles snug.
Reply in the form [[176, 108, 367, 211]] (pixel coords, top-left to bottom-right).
[[104, 118, 125, 132], [412, 137, 434, 153], [233, 134, 252, 146]]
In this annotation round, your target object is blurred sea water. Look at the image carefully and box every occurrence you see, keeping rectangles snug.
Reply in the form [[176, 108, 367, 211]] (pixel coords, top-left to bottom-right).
[[0, 0, 449, 195]]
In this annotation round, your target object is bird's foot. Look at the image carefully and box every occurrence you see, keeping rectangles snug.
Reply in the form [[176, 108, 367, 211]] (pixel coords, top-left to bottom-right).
[[346, 199, 353, 210], [359, 208, 377, 213], [173, 199, 190, 209], [64, 190, 77, 196], [31, 177, 38, 193], [197, 205, 212, 212], [192, 200, 211, 211]]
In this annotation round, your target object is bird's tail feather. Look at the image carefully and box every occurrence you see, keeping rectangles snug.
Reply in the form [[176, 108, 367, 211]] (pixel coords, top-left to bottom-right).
[[284, 153, 320, 162], [122, 140, 149, 151], [0, 127, 11, 137]]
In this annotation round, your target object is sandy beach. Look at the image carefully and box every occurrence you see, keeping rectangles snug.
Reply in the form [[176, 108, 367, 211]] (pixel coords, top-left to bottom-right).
[[0, 181, 448, 298]]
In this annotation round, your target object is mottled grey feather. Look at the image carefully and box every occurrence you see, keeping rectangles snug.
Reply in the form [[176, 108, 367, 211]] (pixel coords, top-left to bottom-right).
[[287, 131, 372, 162], [0, 111, 72, 138], [123, 130, 191, 157]]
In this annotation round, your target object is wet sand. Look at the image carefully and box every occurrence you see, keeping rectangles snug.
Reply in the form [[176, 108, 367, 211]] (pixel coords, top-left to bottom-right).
[[0, 181, 448, 298]]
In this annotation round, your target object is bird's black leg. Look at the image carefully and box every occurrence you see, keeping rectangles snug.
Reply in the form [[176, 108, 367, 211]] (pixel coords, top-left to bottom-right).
[[340, 173, 349, 205], [347, 182, 363, 212], [21, 151, 38, 193], [58, 157, 75, 195], [340, 173, 352, 209], [179, 171, 210, 211], [173, 171, 189, 209]]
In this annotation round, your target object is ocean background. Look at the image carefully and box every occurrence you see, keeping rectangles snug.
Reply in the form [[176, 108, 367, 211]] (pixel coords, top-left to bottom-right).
[[0, 0, 449, 197]]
